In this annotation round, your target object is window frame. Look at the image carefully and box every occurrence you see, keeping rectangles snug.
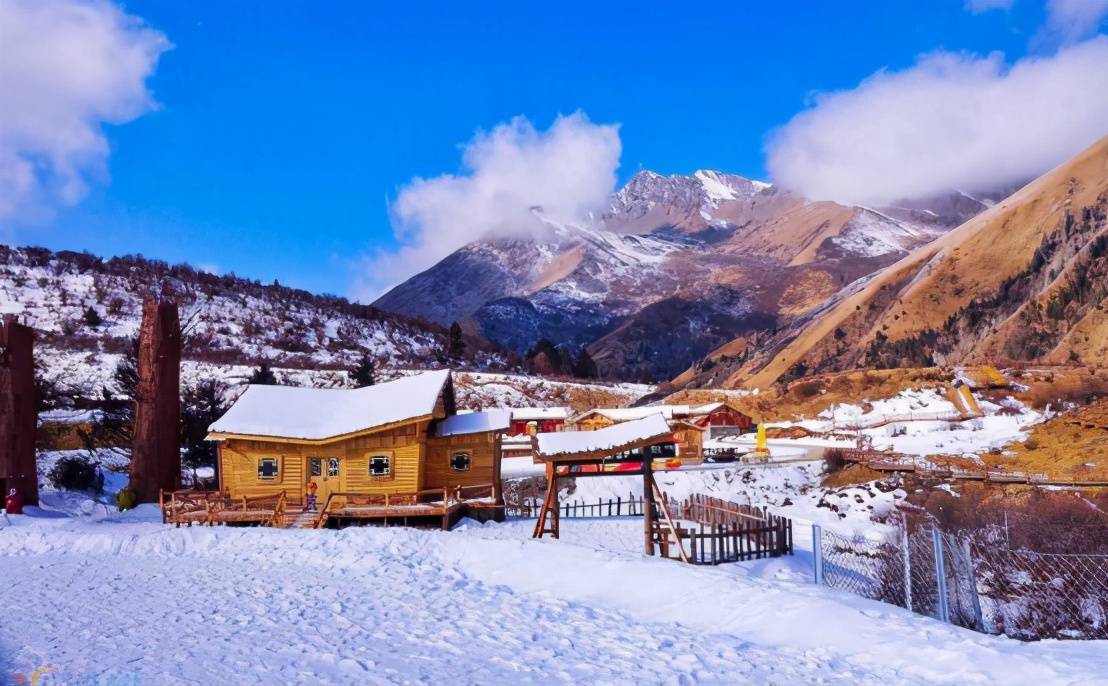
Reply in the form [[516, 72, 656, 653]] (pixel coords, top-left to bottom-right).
[[449, 451, 472, 472], [257, 457, 280, 481], [368, 453, 392, 479]]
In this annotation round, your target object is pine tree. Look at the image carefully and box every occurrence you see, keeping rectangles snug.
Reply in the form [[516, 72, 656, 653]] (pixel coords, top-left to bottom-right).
[[448, 321, 466, 359], [526, 339, 567, 375], [83, 306, 103, 328], [348, 353, 377, 387], [572, 347, 598, 379], [78, 339, 138, 453], [181, 379, 228, 487], [248, 362, 278, 385]]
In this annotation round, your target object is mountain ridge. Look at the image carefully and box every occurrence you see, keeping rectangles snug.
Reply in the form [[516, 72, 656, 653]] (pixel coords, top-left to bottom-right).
[[374, 167, 996, 380], [679, 134, 1108, 389]]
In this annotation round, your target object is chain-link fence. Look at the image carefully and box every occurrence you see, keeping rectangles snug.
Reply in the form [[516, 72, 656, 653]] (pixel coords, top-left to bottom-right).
[[813, 524, 1108, 640]]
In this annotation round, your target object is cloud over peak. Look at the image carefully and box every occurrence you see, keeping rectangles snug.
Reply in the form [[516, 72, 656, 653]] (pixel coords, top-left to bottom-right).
[[0, 0, 169, 222], [357, 112, 621, 299], [765, 37, 1108, 206]]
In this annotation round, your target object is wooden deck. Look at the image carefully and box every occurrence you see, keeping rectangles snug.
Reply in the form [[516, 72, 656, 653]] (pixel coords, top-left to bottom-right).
[[315, 484, 501, 530], [160, 490, 287, 527], [162, 484, 503, 530]]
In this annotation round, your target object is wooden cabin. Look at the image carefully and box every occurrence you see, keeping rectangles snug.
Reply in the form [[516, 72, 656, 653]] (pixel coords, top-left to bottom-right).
[[690, 401, 755, 438], [670, 420, 704, 464], [205, 370, 510, 527]]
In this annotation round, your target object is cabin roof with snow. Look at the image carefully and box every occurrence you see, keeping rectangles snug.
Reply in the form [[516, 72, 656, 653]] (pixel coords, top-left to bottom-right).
[[207, 369, 452, 442], [433, 409, 512, 437], [534, 413, 673, 461], [571, 405, 688, 423], [510, 407, 570, 422]]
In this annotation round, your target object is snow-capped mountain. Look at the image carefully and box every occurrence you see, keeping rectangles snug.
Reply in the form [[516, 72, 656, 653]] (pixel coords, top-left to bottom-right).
[[375, 169, 993, 381]]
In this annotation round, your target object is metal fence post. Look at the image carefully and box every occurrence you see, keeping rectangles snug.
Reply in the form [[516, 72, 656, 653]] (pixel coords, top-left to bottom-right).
[[812, 524, 824, 585], [932, 528, 950, 623], [962, 538, 984, 630], [902, 528, 913, 613]]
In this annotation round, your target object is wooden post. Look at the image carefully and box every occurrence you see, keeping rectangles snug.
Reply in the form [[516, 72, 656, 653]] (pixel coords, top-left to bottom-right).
[[642, 458, 655, 556], [131, 299, 182, 503], [532, 462, 560, 539], [0, 316, 37, 506]]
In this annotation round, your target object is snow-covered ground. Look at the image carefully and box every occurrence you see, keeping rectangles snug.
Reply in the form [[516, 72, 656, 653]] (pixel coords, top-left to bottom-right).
[[726, 388, 1044, 461], [1, 511, 1105, 685]]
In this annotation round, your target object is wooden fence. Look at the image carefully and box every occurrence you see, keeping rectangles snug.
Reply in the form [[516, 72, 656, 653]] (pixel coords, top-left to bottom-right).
[[656, 494, 793, 564], [507, 489, 793, 565], [505, 493, 646, 518]]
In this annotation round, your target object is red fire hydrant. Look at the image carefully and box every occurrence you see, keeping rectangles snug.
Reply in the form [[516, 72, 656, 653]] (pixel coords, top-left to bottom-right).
[[4, 488, 23, 515]]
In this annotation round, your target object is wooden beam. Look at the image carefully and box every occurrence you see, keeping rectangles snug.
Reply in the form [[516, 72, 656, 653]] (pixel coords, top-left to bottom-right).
[[642, 456, 655, 556], [532, 462, 560, 539], [534, 435, 674, 463], [650, 473, 689, 564]]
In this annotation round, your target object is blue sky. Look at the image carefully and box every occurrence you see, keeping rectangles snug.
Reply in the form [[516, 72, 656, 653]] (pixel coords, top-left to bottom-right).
[[3, 0, 1097, 297]]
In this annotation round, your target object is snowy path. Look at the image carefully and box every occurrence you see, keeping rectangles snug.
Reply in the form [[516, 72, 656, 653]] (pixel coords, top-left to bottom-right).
[[1, 515, 1106, 685]]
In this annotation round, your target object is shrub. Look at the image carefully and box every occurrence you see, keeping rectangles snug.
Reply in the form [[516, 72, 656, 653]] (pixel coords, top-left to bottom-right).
[[116, 485, 137, 511], [48, 454, 103, 493], [823, 448, 849, 473]]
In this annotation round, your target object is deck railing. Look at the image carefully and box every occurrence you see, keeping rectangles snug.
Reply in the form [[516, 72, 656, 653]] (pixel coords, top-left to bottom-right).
[[314, 483, 498, 529]]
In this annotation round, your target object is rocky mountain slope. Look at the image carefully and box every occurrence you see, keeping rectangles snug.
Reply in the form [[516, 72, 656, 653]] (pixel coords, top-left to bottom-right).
[[0, 245, 510, 382], [375, 169, 994, 381], [681, 134, 1108, 389]]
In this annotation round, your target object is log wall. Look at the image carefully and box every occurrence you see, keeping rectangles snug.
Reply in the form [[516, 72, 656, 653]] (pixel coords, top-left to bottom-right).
[[424, 432, 500, 492], [219, 422, 428, 500]]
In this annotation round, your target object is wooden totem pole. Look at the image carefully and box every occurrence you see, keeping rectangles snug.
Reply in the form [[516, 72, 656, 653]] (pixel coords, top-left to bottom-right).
[[0, 315, 37, 505], [130, 299, 181, 502]]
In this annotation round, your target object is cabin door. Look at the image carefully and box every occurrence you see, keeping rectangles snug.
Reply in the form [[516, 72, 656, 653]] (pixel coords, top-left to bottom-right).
[[307, 457, 342, 508]]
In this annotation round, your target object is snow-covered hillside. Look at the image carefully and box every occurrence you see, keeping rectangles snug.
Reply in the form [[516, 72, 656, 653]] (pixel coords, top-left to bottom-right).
[[0, 245, 509, 374]]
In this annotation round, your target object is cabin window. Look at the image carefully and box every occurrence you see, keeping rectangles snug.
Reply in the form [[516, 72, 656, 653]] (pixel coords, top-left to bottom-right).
[[369, 454, 391, 478], [309, 458, 322, 477], [327, 458, 340, 478], [450, 452, 471, 472], [258, 457, 280, 480]]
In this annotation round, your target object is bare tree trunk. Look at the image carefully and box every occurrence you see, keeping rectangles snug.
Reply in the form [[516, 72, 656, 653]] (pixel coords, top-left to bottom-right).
[[0, 316, 37, 505], [131, 299, 181, 502]]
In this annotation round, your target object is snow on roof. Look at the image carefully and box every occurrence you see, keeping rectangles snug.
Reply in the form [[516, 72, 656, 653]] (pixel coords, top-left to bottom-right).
[[582, 405, 694, 422], [535, 413, 673, 459], [510, 407, 570, 421], [434, 409, 512, 437], [208, 370, 451, 441]]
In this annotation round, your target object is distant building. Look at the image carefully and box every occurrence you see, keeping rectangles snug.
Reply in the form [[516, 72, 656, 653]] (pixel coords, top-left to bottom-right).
[[508, 407, 570, 436]]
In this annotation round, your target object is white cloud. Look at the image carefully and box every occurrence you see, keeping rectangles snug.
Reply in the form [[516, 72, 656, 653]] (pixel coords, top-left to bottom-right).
[[1038, 0, 1108, 46], [964, 0, 1013, 14], [357, 112, 621, 299], [0, 0, 169, 222], [765, 37, 1108, 206]]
